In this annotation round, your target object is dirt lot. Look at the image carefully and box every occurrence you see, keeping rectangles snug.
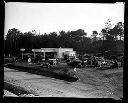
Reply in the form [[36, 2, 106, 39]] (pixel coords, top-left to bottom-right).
[[4, 61, 123, 99], [56, 62, 123, 98], [70, 67, 123, 98]]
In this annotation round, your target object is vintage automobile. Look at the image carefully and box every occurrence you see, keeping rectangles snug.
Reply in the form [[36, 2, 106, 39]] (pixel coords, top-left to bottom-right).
[[36, 60, 51, 68], [48, 59, 57, 66], [4, 57, 16, 63], [67, 59, 82, 68], [36, 59, 57, 68], [95, 57, 106, 66], [17, 53, 35, 62], [99, 59, 118, 69]]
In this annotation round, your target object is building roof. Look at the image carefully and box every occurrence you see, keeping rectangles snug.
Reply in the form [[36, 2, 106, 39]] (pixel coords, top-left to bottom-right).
[[32, 48, 74, 52]]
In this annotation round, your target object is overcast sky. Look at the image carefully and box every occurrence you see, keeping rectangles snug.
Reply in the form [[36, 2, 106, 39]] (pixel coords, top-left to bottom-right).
[[5, 2, 124, 37]]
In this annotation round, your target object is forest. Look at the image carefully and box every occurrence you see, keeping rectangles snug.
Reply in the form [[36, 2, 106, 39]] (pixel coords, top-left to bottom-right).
[[4, 19, 124, 56]]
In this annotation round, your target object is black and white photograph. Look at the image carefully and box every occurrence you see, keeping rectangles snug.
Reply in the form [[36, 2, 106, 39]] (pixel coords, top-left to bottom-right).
[[4, 2, 124, 99]]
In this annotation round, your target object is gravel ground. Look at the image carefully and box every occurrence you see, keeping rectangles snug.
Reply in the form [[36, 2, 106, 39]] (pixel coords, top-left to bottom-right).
[[4, 90, 18, 97], [4, 67, 122, 99], [73, 67, 123, 99]]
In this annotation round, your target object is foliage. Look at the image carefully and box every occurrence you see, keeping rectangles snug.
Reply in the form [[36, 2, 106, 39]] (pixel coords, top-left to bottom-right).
[[91, 30, 98, 42], [100, 19, 124, 41], [4, 20, 124, 56]]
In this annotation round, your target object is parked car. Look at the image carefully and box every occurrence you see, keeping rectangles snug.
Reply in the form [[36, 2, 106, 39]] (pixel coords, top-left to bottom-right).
[[48, 59, 57, 66], [99, 59, 118, 69], [81, 58, 88, 67], [95, 57, 105, 67], [4, 57, 16, 63], [67, 59, 82, 68], [39, 61, 51, 68]]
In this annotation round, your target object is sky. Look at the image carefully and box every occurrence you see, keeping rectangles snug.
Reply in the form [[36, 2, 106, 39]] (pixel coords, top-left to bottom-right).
[[5, 2, 124, 37]]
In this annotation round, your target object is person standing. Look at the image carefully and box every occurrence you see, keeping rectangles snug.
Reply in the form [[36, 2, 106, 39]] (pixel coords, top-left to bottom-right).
[[111, 59, 118, 69], [74, 67, 77, 72], [120, 56, 123, 67], [114, 59, 118, 69], [28, 55, 32, 64], [53, 60, 57, 66]]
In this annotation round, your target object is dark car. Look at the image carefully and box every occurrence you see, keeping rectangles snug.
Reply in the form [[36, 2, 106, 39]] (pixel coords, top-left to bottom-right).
[[67, 59, 82, 68], [4, 57, 16, 63], [110, 60, 118, 69], [18, 53, 34, 61], [39, 61, 51, 68]]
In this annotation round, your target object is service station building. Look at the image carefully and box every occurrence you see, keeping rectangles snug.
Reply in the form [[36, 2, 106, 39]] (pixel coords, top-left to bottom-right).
[[32, 48, 76, 60]]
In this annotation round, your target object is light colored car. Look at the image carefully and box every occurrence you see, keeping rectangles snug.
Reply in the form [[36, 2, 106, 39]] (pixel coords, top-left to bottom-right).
[[95, 57, 104, 61], [95, 57, 105, 66], [48, 59, 57, 65]]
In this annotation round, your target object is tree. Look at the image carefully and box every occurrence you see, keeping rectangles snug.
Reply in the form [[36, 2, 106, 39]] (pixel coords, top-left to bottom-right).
[[69, 29, 87, 52], [100, 28, 107, 40], [70, 29, 87, 41], [48, 32, 58, 47], [91, 30, 98, 42], [105, 19, 113, 31], [113, 22, 124, 40], [100, 19, 114, 40], [5, 28, 23, 55], [23, 31, 35, 51]]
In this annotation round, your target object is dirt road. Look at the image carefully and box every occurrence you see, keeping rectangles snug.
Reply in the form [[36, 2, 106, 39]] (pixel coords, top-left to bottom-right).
[[4, 67, 121, 99]]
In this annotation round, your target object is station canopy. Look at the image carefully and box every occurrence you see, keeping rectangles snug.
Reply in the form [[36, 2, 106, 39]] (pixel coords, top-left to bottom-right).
[[32, 48, 57, 53]]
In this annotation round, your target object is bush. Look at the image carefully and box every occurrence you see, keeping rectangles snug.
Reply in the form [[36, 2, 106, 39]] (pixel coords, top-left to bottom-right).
[[62, 68, 69, 74]]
